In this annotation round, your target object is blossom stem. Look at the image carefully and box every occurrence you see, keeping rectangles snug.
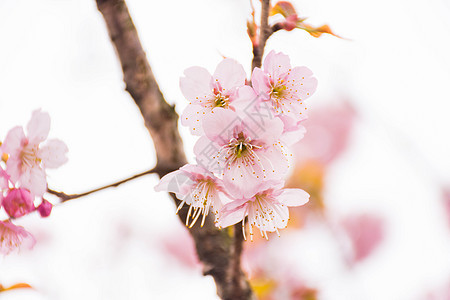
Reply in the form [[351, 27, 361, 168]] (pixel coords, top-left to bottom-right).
[[47, 167, 162, 202]]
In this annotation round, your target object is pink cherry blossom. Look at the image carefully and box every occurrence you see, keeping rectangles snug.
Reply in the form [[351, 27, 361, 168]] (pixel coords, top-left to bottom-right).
[[37, 199, 53, 218], [2, 188, 35, 218], [341, 213, 384, 263], [1, 110, 68, 196], [0, 220, 35, 255], [180, 58, 250, 135], [194, 108, 290, 190], [292, 101, 356, 166], [154, 164, 230, 227], [251, 50, 317, 119], [219, 180, 309, 240]]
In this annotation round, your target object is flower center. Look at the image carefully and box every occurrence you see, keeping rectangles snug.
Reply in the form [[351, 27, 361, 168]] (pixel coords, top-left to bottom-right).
[[214, 93, 229, 108], [269, 83, 287, 109], [228, 133, 254, 159], [20, 144, 40, 171]]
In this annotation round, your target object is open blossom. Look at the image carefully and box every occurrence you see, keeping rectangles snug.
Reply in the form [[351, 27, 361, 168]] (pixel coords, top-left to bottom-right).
[[2, 188, 35, 218], [219, 180, 309, 240], [194, 108, 290, 189], [0, 220, 35, 255], [180, 58, 251, 135], [1, 110, 68, 196], [155, 164, 230, 227], [251, 50, 317, 119]]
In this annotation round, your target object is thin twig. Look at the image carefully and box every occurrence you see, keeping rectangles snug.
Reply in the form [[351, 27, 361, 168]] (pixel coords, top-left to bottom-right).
[[47, 167, 159, 202]]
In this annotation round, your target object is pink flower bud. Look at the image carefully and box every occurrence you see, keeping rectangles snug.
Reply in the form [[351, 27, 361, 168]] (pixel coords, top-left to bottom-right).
[[281, 14, 299, 31], [2, 188, 35, 218], [37, 199, 53, 218]]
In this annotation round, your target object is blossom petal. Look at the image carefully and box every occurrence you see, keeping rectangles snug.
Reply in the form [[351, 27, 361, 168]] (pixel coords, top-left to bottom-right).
[[154, 169, 193, 195], [39, 139, 68, 169], [250, 67, 271, 98], [277, 188, 310, 206], [20, 167, 47, 197], [27, 109, 50, 144], [180, 66, 213, 103], [180, 104, 208, 136], [202, 108, 240, 144], [213, 58, 246, 91], [289, 66, 318, 101], [2, 126, 25, 155], [263, 50, 291, 79], [232, 86, 259, 114], [219, 199, 248, 228]]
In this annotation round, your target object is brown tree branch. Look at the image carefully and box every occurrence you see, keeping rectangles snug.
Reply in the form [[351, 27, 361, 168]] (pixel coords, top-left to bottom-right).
[[94, 0, 254, 299], [251, 0, 273, 71]]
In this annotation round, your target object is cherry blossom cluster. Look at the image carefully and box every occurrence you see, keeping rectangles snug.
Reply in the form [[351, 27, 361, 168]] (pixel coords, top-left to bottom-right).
[[155, 51, 317, 240], [0, 110, 68, 254]]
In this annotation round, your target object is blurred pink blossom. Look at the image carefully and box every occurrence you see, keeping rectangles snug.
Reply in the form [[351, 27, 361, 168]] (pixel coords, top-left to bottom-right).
[[1, 110, 68, 196], [341, 213, 384, 263], [442, 187, 450, 228], [293, 101, 356, 166], [160, 226, 200, 270], [0, 220, 35, 255], [2, 188, 35, 219]]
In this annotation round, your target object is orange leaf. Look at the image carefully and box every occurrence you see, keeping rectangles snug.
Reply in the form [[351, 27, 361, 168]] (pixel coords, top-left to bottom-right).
[[270, 1, 297, 18], [298, 23, 343, 39], [0, 283, 33, 293]]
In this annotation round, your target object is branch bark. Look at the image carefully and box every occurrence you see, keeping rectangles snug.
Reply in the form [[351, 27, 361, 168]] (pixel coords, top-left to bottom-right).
[[251, 0, 273, 71], [95, 0, 254, 299]]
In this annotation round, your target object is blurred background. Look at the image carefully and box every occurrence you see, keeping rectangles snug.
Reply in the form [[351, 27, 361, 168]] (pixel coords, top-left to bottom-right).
[[0, 0, 450, 299]]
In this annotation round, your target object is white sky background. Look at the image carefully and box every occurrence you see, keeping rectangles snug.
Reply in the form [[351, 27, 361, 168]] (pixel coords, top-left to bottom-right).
[[0, 0, 450, 299]]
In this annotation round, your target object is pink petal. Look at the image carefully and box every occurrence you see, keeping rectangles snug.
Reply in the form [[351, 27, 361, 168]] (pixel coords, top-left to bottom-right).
[[289, 66, 318, 101], [250, 67, 271, 98], [154, 169, 192, 194], [219, 199, 248, 228], [180, 103, 208, 136], [263, 50, 291, 79], [20, 166, 47, 197], [5, 156, 22, 184], [246, 115, 284, 145], [0, 168, 10, 189], [2, 126, 25, 155], [180, 66, 213, 103], [27, 109, 50, 144], [232, 86, 259, 113], [277, 188, 310, 206], [193, 136, 223, 174], [258, 143, 290, 179], [223, 158, 262, 193], [202, 108, 240, 144], [213, 58, 246, 91], [39, 139, 68, 169]]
